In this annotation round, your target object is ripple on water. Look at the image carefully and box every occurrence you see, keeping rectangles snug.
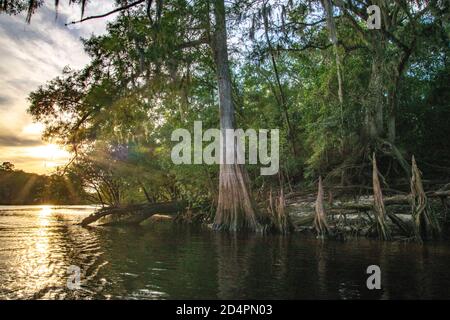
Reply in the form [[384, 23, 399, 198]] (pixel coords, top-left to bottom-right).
[[2, 205, 450, 299]]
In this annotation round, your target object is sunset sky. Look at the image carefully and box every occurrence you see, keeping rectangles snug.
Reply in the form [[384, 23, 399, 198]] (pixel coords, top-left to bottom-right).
[[0, 2, 115, 174]]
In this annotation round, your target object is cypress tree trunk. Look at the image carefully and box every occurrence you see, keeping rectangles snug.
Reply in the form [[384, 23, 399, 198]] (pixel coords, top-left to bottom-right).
[[387, 43, 415, 143], [365, 33, 386, 140], [211, 0, 260, 232], [321, 0, 344, 105]]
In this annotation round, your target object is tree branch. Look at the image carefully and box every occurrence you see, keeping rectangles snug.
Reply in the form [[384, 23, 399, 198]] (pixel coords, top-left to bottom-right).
[[65, 0, 146, 26]]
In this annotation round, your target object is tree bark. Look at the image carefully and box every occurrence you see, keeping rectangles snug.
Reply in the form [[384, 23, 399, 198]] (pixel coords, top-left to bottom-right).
[[321, 0, 344, 105], [211, 0, 260, 232], [365, 33, 385, 140], [387, 41, 415, 143], [262, 3, 298, 157], [79, 201, 186, 226], [372, 153, 391, 240], [411, 156, 441, 242], [314, 176, 329, 236]]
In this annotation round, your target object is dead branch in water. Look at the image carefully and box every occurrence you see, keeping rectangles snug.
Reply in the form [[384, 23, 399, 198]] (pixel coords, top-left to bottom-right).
[[79, 201, 187, 226]]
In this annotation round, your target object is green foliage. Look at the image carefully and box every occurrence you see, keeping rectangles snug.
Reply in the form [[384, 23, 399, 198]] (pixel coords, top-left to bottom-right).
[[0, 163, 88, 205], [4, 0, 448, 207]]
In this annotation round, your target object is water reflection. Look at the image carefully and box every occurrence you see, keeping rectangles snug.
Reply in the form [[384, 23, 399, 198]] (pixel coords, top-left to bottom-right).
[[14, 205, 54, 298], [1, 206, 450, 299], [0, 205, 106, 299], [215, 233, 256, 299], [39, 205, 52, 218]]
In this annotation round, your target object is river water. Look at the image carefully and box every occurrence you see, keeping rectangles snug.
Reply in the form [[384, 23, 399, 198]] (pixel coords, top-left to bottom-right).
[[1, 205, 450, 299]]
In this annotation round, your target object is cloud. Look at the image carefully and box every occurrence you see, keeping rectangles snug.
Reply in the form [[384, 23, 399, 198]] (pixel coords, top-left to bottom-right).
[[0, 133, 42, 147], [1, 143, 71, 174], [0, 1, 115, 173], [0, 95, 13, 108]]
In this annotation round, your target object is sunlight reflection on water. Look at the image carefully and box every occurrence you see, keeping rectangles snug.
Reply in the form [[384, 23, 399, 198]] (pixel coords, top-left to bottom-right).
[[1, 205, 450, 299]]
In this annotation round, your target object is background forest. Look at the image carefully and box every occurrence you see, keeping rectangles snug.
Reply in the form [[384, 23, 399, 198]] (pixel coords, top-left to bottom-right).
[[0, 0, 449, 225], [0, 161, 88, 204]]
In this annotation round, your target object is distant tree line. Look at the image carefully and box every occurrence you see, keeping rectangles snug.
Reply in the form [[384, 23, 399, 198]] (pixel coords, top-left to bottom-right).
[[0, 162, 89, 205]]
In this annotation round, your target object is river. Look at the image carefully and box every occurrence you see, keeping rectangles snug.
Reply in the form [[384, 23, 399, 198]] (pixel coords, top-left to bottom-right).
[[0, 205, 449, 299]]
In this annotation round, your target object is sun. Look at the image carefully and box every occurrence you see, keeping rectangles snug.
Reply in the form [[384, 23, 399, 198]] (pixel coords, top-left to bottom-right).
[[24, 143, 71, 171], [35, 144, 70, 159]]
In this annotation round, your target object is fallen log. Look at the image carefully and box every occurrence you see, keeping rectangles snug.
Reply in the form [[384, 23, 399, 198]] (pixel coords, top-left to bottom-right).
[[332, 195, 411, 211], [286, 188, 449, 203], [323, 192, 448, 212], [287, 191, 450, 216], [387, 212, 411, 236], [329, 185, 408, 195], [291, 214, 315, 226], [430, 191, 450, 197], [79, 201, 187, 226]]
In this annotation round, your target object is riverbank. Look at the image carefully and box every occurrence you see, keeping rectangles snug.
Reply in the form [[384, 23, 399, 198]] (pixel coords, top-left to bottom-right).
[[77, 179, 450, 243]]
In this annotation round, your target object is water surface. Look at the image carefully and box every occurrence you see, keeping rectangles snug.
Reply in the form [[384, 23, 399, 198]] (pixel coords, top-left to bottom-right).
[[1, 205, 450, 299]]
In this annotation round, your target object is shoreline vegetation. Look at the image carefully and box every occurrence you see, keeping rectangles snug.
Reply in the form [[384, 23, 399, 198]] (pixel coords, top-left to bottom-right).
[[0, 2, 449, 243], [2, 156, 449, 244], [79, 155, 450, 244], [0, 162, 88, 205]]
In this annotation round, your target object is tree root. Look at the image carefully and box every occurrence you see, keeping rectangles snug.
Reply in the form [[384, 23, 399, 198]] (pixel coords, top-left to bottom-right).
[[372, 153, 392, 240], [411, 156, 441, 243], [313, 176, 329, 237]]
